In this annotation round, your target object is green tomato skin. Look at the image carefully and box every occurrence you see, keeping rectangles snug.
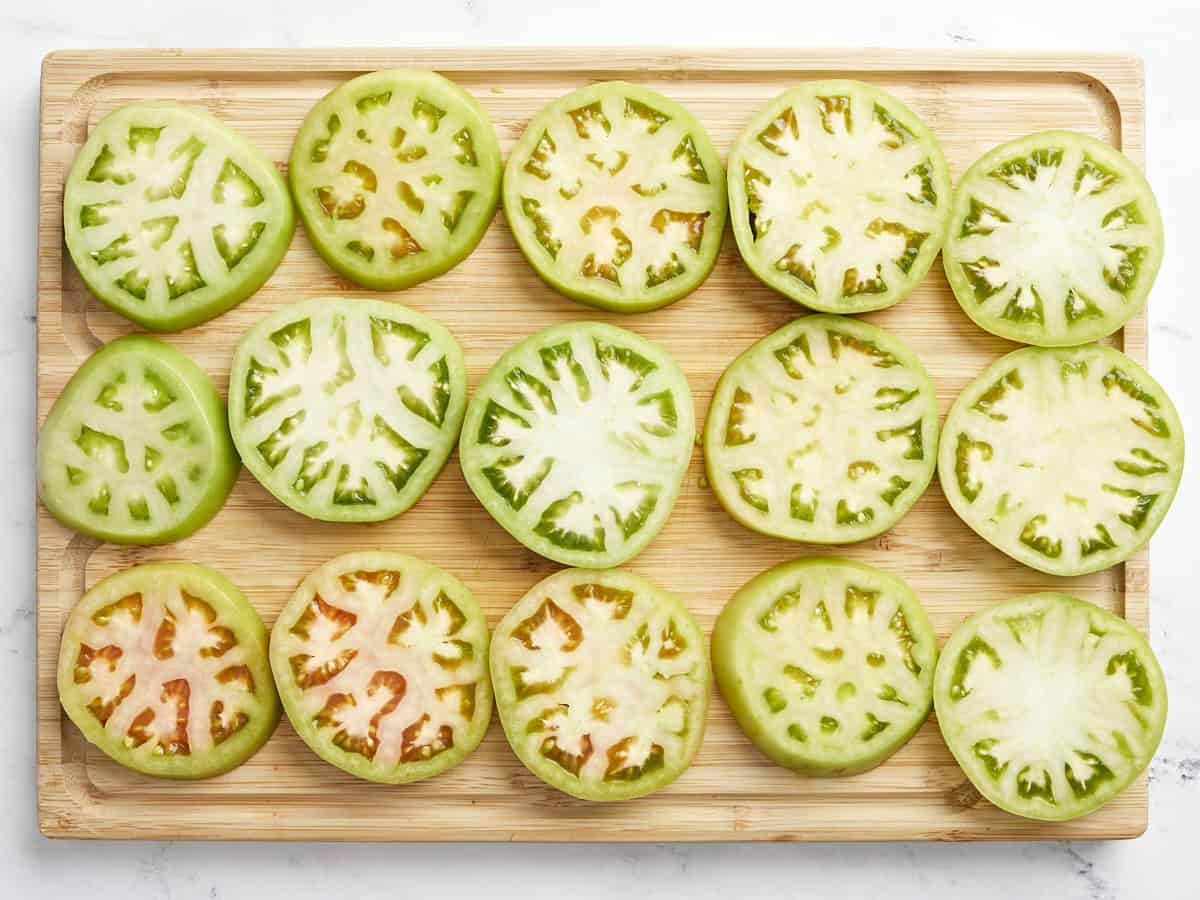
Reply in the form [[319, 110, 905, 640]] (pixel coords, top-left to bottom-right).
[[289, 69, 502, 291], [712, 558, 936, 777], [502, 81, 727, 313], [64, 103, 294, 332], [57, 562, 280, 779], [37, 336, 240, 545]]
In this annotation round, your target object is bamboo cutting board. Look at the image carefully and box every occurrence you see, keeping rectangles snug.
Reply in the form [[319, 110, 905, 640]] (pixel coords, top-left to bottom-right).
[[37, 48, 1151, 841]]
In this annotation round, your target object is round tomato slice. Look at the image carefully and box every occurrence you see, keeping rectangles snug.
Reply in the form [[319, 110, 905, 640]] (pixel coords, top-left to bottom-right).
[[270, 552, 492, 784], [227, 298, 467, 522], [491, 568, 709, 800], [939, 344, 1184, 576], [64, 102, 294, 331], [38, 336, 239, 544], [290, 69, 502, 290], [713, 558, 936, 776], [943, 131, 1164, 346], [935, 593, 1166, 821], [704, 315, 938, 544], [459, 322, 695, 567], [503, 81, 727, 312], [727, 80, 951, 313], [57, 562, 279, 778]]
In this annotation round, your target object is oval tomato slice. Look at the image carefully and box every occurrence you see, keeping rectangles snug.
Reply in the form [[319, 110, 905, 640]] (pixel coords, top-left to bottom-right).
[[704, 315, 939, 543], [943, 131, 1163, 346], [503, 81, 727, 312], [939, 344, 1184, 576], [934, 593, 1166, 821], [270, 552, 492, 784], [290, 69, 502, 290], [227, 298, 467, 522], [38, 336, 239, 545], [459, 322, 695, 567], [57, 562, 279, 778], [64, 102, 294, 331], [713, 558, 936, 775], [491, 569, 710, 800], [727, 80, 951, 313]]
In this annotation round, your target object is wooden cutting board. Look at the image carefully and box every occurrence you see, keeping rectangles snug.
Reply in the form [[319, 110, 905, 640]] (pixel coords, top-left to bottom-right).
[[37, 48, 1150, 841]]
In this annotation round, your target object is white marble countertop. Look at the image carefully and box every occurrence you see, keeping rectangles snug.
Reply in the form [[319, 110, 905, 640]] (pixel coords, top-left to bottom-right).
[[3, 1, 1196, 897]]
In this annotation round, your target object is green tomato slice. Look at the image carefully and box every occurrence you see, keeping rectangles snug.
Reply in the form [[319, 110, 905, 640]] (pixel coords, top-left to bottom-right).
[[57, 562, 279, 778], [503, 81, 727, 312], [269, 552, 492, 784], [38, 336, 239, 544], [934, 593, 1166, 821], [491, 568, 710, 800], [943, 131, 1163, 346], [64, 102, 294, 331], [290, 69, 501, 290], [228, 298, 467, 523], [704, 315, 938, 543], [939, 344, 1183, 576], [713, 558, 936, 776], [727, 80, 951, 313], [459, 322, 695, 567]]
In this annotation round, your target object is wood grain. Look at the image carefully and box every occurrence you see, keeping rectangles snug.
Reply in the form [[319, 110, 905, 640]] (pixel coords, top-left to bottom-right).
[[37, 48, 1150, 841]]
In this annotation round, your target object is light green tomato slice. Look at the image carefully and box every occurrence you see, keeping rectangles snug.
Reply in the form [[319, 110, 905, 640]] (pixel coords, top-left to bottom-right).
[[459, 322, 695, 567], [728, 80, 951, 313], [290, 69, 501, 290], [935, 593, 1166, 821], [38, 336, 239, 545], [503, 81, 727, 312], [491, 568, 710, 800], [64, 102, 294, 331], [57, 562, 280, 779], [943, 131, 1163, 346], [270, 552, 492, 784], [704, 315, 939, 543], [939, 344, 1184, 576], [713, 558, 936, 776], [228, 298, 466, 523]]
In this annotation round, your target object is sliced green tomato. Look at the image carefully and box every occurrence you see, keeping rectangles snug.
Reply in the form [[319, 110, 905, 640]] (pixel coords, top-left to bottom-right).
[[269, 552, 492, 784], [503, 81, 727, 312], [935, 593, 1166, 821], [63, 102, 294, 331], [38, 336, 239, 544], [943, 131, 1163, 346], [459, 322, 695, 567], [227, 298, 467, 522], [727, 80, 951, 313], [290, 69, 501, 290], [491, 568, 709, 800], [939, 344, 1183, 576], [713, 558, 936, 775], [57, 562, 279, 778], [704, 315, 938, 543]]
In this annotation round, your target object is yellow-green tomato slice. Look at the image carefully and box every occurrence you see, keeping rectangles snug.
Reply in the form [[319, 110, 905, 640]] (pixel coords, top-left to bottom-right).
[[290, 69, 501, 290], [64, 102, 294, 331], [459, 322, 695, 567], [38, 336, 239, 545], [713, 558, 936, 776], [935, 593, 1166, 821], [728, 80, 951, 313], [939, 344, 1184, 576], [704, 315, 939, 543], [57, 562, 279, 778], [943, 131, 1163, 346], [503, 81, 727, 312], [269, 552, 492, 784], [227, 298, 467, 523], [491, 568, 710, 800]]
